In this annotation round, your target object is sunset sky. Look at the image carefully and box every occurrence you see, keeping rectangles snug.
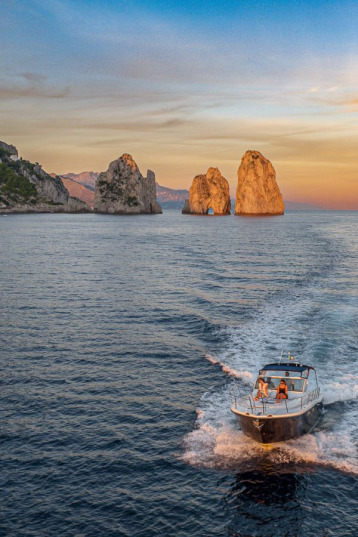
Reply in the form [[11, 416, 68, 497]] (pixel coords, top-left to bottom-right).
[[2, 0, 358, 208]]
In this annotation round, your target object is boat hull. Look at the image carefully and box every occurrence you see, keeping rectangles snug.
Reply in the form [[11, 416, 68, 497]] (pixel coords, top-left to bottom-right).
[[232, 402, 323, 443]]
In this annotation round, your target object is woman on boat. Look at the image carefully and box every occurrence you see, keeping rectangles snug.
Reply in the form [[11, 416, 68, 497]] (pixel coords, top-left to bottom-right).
[[276, 379, 288, 400], [255, 378, 268, 400]]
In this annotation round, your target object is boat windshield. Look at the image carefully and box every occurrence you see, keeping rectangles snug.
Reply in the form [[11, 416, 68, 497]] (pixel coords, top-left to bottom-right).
[[260, 368, 309, 378], [255, 377, 305, 392]]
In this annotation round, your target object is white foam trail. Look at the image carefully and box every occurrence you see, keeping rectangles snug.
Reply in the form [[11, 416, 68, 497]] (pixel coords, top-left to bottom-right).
[[185, 291, 358, 475], [323, 377, 358, 405], [205, 353, 253, 381]]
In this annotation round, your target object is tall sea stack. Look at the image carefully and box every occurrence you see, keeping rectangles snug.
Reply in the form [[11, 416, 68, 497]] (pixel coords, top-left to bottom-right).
[[235, 151, 284, 215], [94, 154, 162, 214], [182, 167, 231, 215]]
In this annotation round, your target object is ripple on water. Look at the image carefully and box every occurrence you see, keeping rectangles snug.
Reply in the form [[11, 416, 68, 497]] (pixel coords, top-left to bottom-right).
[[0, 211, 357, 537]]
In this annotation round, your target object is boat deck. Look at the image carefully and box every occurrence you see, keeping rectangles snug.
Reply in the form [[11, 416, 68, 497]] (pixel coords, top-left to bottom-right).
[[231, 387, 321, 417]]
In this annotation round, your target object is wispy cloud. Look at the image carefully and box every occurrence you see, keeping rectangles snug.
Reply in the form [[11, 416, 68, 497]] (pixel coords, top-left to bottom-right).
[[313, 95, 358, 108], [0, 72, 70, 99], [18, 72, 47, 83]]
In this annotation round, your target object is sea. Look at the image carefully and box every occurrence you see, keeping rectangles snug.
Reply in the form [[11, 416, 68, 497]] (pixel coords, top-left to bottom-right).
[[0, 210, 357, 537]]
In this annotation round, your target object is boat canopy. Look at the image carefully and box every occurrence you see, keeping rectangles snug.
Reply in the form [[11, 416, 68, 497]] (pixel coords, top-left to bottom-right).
[[260, 362, 314, 374]]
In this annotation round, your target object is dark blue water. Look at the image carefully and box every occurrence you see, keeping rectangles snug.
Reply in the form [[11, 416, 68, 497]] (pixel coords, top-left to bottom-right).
[[0, 211, 357, 537]]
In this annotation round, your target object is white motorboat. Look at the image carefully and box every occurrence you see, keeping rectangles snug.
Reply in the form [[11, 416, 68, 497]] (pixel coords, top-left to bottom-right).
[[230, 361, 323, 443]]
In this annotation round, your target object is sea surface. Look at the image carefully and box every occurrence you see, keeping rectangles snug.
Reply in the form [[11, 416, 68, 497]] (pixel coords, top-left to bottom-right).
[[0, 211, 357, 537]]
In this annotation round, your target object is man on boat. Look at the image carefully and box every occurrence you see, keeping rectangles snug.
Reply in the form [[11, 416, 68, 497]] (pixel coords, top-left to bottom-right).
[[267, 376, 275, 389], [285, 371, 295, 391]]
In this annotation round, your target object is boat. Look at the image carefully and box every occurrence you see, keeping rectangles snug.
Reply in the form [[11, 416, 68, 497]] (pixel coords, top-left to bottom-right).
[[230, 361, 322, 443]]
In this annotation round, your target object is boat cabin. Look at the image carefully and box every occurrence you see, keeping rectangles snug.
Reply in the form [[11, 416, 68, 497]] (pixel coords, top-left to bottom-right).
[[254, 362, 318, 396]]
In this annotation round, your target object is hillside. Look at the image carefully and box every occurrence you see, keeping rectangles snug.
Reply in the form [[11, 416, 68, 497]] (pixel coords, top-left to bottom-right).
[[0, 142, 90, 213]]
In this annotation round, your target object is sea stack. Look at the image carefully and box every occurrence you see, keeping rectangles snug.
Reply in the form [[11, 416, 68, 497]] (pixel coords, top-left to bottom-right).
[[94, 154, 162, 214], [235, 151, 284, 215], [182, 167, 231, 215]]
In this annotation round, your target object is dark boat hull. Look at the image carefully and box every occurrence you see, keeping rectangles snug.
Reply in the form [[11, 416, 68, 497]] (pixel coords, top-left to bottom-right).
[[233, 402, 323, 443]]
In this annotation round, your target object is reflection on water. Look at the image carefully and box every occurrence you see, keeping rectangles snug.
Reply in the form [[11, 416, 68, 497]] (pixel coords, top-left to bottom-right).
[[223, 465, 357, 537], [225, 468, 303, 537]]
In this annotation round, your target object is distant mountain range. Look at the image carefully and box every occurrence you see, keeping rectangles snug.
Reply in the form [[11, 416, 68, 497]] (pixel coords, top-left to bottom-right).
[[156, 183, 189, 208], [283, 201, 324, 210], [56, 171, 325, 211], [61, 171, 97, 191]]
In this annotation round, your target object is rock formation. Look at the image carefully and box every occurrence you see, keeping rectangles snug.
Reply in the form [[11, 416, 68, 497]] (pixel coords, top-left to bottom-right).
[[235, 151, 284, 215], [182, 167, 231, 215], [0, 141, 18, 157], [0, 141, 90, 213], [94, 154, 162, 214]]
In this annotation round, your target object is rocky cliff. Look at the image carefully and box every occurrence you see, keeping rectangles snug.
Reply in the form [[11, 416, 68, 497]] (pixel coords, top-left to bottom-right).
[[0, 141, 90, 213], [0, 141, 18, 156], [182, 167, 231, 215], [94, 154, 162, 214], [235, 151, 284, 215]]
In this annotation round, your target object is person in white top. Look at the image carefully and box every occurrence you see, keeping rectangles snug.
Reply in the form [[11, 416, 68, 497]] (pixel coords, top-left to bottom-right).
[[255, 378, 268, 401]]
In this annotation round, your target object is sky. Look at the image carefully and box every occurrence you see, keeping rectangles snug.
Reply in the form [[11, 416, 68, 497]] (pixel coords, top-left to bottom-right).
[[1, 0, 358, 209]]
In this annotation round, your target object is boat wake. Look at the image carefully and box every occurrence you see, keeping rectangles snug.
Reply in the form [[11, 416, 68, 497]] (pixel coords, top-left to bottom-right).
[[183, 397, 358, 475], [183, 297, 358, 475], [183, 388, 358, 476], [204, 353, 253, 381], [183, 218, 358, 475]]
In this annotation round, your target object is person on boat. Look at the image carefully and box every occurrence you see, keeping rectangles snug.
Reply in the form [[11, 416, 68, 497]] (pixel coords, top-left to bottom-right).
[[276, 379, 288, 400], [255, 378, 268, 400], [285, 371, 294, 391], [267, 376, 275, 389]]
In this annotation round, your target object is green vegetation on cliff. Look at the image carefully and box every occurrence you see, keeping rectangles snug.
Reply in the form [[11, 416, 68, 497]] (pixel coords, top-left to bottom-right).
[[0, 140, 91, 213], [0, 147, 12, 159], [0, 163, 38, 205]]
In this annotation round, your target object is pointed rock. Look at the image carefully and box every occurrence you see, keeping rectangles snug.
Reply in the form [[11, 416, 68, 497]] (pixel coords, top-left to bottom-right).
[[182, 167, 231, 215], [94, 154, 162, 214], [235, 151, 284, 215]]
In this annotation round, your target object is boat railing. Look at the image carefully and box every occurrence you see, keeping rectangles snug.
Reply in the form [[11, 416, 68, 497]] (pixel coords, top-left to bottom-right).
[[299, 386, 320, 409], [230, 383, 255, 411], [230, 385, 320, 415]]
